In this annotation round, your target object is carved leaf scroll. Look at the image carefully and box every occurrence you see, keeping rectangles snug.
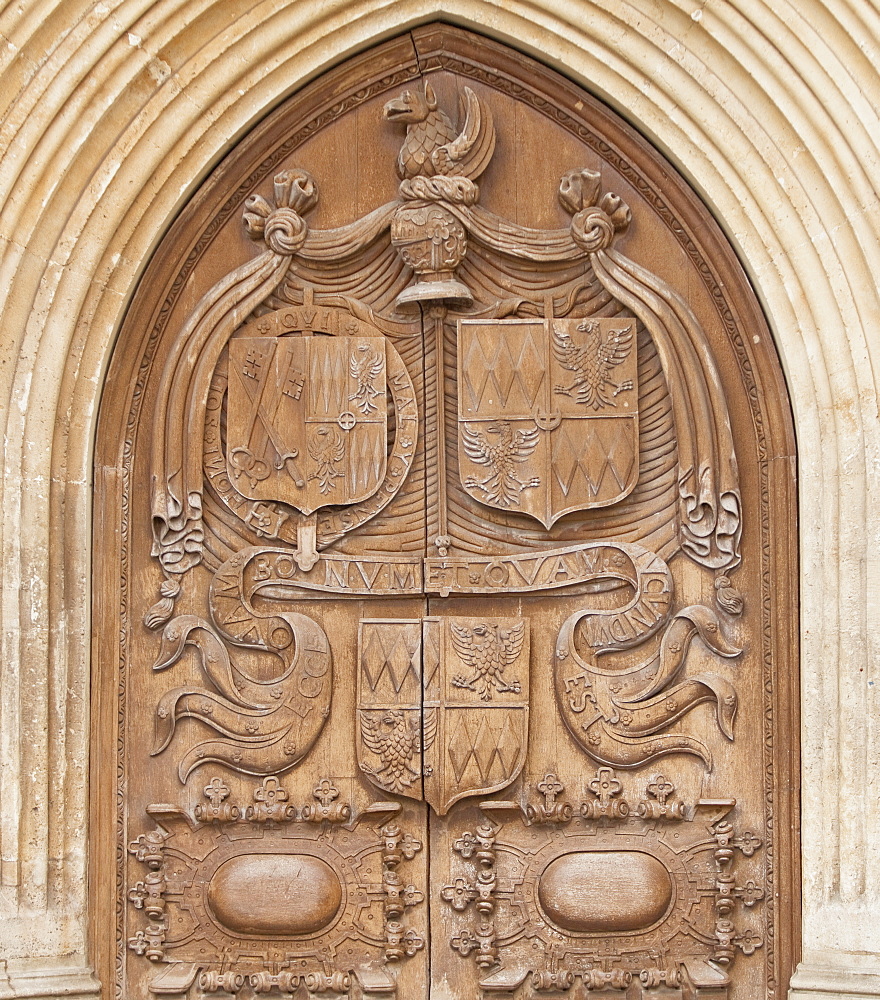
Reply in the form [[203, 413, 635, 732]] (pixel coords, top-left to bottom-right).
[[555, 574, 743, 768]]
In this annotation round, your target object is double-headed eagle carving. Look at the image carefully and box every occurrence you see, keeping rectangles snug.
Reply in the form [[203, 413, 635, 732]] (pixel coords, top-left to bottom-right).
[[461, 420, 540, 507], [553, 319, 634, 409], [451, 621, 525, 701], [360, 709, 437, 793], [383, 82, 496, 180]]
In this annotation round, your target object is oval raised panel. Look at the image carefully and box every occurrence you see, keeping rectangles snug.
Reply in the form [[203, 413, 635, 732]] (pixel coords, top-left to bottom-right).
[[207, 854, 342, 935], [538, 851, 672, 932]]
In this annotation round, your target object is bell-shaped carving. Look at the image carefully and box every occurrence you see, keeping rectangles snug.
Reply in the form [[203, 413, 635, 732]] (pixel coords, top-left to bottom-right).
[[390, 202, 472, 309]]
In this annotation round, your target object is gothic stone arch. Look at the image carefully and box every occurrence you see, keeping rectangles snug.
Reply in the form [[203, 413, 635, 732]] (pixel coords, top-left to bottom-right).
[[92, 25, 798, 1000]]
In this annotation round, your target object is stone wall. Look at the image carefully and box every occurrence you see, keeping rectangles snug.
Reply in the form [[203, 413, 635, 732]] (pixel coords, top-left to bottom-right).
[[0, 2, 877, 998]]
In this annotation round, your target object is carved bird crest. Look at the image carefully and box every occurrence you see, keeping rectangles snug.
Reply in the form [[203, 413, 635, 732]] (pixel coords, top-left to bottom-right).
[[348, 343, 383, 415], [383, 82, 496, 181], [450, 620, 525, 701], [461, 419, 540, 507], [552, 319, 634, 409], [360, 709, 437, 792], [307, 424, 345, 493]]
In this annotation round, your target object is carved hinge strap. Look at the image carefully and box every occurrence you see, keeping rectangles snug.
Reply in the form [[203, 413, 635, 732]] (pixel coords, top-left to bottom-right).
[[149, 170, 319, 620]]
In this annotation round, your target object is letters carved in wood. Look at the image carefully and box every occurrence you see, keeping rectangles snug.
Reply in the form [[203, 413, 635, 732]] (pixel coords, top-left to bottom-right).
[[93, 26, 799, 1000]]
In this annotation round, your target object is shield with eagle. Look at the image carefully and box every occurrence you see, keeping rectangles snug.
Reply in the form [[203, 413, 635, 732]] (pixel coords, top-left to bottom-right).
[[357, 619, 426, 804], [357, 617, 530, 815], [422, 616, 530, 816], [457, 317, 639, 527], [226, 334, 387, 516]]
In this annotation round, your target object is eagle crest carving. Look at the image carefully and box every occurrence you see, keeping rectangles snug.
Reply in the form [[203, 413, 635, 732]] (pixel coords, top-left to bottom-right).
[[552, 319, 635, 409], [383, 82, 496, 181], [461, 420, 540, 508], [450, 620, 526, 702], [359, 709, 437, 793]]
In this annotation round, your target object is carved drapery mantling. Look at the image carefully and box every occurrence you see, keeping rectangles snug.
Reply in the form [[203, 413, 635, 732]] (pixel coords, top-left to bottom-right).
[[150, 110, 740, 626], [149, 173, 399, 614]]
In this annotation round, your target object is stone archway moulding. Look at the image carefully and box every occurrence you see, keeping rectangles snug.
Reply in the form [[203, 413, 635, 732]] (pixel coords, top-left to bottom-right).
[[0, 3, 877, 1000]]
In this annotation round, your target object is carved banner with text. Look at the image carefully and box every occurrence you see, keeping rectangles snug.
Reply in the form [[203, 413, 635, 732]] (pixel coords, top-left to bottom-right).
[[97, 26, 796, 1000]]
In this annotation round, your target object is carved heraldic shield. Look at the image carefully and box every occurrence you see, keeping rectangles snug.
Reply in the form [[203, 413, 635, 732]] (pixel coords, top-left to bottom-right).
[[227, 335, 388, 515], [458, 318, 639, 527], [358, 618, 530, 816]]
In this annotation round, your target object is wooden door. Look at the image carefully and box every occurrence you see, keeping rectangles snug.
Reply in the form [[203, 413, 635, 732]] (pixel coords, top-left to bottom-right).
[[93, 26, 799, 1000]]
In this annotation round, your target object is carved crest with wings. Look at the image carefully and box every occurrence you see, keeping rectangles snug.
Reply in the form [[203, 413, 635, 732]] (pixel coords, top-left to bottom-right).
[[383, 82, 496, 181], [450, 620, 526, 702], [359, 708, 438, 793], [461, 420, 540, 508], [307, 425, 346, 494], [552, 318, 634, 409], [348, 344, 384, 415]]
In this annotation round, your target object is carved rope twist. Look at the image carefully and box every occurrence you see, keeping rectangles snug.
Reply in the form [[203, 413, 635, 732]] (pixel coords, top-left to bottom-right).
[[399, 175, 479, 206]]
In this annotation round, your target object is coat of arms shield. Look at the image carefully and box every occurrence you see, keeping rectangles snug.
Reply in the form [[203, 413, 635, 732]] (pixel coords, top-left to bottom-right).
[[356, 617, 530, 815], [357, 619, 426, 803], [227, 334, 388, 515], [457, 317, 639, 527], [422, 616, 530, 815]]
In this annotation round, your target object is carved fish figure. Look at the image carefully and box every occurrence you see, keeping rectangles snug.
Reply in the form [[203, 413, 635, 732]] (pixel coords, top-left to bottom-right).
[[461, 419, 540, 507], [451, 620, 525, 701], [348, 343, 384, 415], [360, 709, 436, 792], [383, 82, 495, 180], [553, 319, 634, 409]]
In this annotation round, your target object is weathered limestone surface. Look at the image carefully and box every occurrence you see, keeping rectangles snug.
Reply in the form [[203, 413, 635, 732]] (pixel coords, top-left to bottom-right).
[[0, 1, 878, 998]]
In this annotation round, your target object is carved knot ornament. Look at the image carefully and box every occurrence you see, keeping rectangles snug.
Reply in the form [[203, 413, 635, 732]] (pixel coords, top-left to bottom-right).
[[242, 168, 318, 254]]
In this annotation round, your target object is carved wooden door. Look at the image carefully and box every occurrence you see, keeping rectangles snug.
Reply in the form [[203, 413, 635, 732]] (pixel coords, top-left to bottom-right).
[[93, 26, 798, 1000]]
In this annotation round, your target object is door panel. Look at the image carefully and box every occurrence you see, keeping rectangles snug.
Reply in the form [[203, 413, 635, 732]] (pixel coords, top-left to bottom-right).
[[93, 25, 798, 1000]]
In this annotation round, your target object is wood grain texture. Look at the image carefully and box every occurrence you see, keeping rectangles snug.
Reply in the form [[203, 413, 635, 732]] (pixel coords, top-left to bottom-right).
[[92, 25, 798, 1000]]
